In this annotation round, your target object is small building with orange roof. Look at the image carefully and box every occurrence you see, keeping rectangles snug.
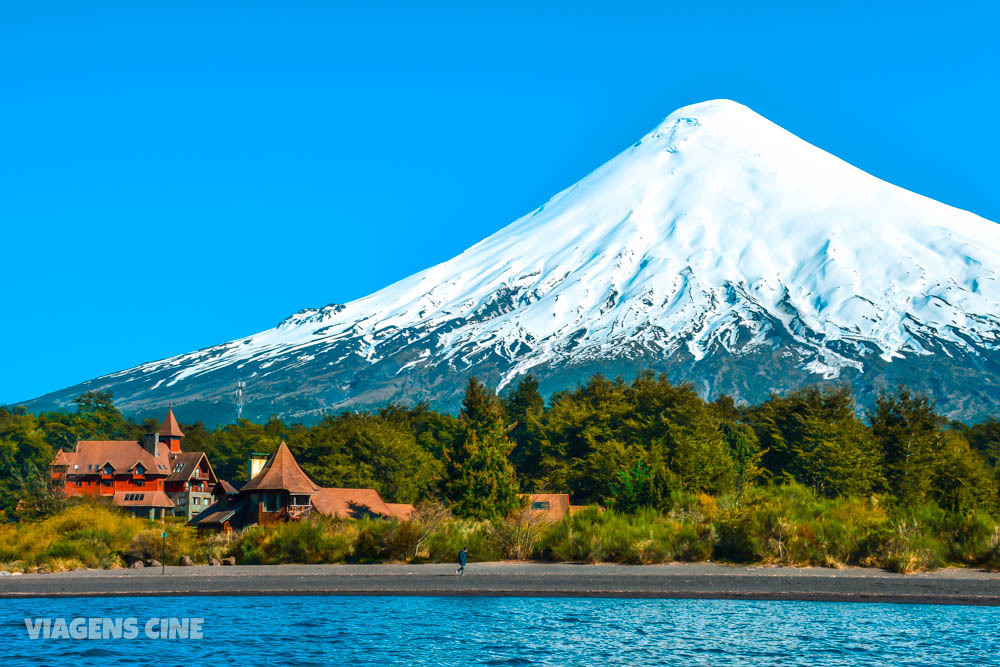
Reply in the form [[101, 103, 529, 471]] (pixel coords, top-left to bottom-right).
[[520, 493, 592, 522]]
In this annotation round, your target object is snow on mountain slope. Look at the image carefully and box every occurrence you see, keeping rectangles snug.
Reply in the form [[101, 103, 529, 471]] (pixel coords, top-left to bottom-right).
[[24, 100, 1000, 421]]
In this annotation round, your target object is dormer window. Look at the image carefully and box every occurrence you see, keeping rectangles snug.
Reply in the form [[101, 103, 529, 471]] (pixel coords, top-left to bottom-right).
[[103, 464, 114, 475], [135, 463, 145, 475], [88, 464, 93, 471]]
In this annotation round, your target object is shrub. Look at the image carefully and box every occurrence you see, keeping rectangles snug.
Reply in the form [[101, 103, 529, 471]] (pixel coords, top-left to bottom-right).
[[0, 503, 150, 571], [125, 524, 200, 565], [537, 508, 713, 564], [230, 517, 355, 564], [3, 488, 998, 574], [714, 483, 891, 567], [486, 511, 548, 560], [877, 519, 944, 573]]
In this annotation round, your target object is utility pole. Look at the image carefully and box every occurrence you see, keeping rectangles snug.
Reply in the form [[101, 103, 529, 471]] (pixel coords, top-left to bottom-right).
[[161, 531, 166, 575]]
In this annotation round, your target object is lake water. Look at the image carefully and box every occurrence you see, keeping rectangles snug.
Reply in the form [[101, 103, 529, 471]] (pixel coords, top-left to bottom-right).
[[2, 595, 997, 665]]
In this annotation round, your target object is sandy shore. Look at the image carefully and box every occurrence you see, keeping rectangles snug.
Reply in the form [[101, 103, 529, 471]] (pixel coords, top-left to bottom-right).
[[2, 562, 1000, 605]]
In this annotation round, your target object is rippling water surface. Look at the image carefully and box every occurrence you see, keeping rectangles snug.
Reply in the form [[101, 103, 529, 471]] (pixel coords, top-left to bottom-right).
[[2, 595, 997, 665]]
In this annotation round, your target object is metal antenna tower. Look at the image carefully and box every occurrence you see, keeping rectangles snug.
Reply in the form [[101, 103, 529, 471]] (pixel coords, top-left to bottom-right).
[[236, 380, 246, 421]]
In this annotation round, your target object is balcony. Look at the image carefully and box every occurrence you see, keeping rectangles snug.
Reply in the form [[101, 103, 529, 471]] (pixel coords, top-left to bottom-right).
[[284, 504, 313, 520]]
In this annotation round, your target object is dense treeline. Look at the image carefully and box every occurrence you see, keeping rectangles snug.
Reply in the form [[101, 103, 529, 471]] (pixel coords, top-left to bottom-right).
[[3, 373, 1000, 524]]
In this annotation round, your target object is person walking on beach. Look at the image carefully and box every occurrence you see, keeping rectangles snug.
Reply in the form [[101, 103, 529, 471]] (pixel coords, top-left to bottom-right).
[[456, 546, 467, 575]]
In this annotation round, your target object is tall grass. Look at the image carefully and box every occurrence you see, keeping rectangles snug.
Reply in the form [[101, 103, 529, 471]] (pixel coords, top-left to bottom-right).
[[6, 486, 1000, 573], [231, 517, 356, 564], [537, 508, 713, 564], [0, 503, 199, 572]]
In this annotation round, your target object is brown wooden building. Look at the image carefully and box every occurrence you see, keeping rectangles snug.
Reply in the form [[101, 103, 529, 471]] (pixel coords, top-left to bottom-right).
[[194, 442, 414, 531]]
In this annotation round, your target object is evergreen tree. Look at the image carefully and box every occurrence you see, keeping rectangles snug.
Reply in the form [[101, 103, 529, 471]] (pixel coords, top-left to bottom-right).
[[503, 375, 546, 484], [608, 460, 653, 513], [442, 379, 521, 520], [870, 387, 942, 503], [72, 390, 129, 439]]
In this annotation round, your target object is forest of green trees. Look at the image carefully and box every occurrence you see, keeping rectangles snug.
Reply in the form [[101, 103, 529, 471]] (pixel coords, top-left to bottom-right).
[[3, 372, 1000, 521], [5, 373, 1000, 573]]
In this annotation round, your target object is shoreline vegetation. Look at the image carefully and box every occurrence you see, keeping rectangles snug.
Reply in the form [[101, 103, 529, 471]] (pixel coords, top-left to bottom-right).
[[3, 489, 1000, 575], [3, 372, 1000, 575]]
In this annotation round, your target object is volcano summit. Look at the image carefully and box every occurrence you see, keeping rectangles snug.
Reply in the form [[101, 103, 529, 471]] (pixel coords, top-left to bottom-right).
[[22, 100, 1000, 423]]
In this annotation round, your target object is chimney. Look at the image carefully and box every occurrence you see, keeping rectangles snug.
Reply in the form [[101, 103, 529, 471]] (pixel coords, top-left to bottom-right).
[[248, 452, 269, 481], [142, 433, 160, 457]]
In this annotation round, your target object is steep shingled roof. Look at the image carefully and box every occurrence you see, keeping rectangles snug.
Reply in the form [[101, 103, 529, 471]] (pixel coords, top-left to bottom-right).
[[239, 442, 319, 495], [217, 479, 239, 496], [193, 496, 247, 526], [166, 451, 215, 483], [55, 441, 172, 476], [159, 407, 185, 438]]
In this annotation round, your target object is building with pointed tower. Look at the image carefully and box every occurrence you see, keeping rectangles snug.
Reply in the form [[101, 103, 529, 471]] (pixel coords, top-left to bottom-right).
[[159, 405, 185, 452], [50, 406, 222, 520], [193, 442, 414, 532]]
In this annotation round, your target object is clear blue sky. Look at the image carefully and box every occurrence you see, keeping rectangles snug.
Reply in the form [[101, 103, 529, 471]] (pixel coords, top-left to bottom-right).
[[1, 1, 997, 405]]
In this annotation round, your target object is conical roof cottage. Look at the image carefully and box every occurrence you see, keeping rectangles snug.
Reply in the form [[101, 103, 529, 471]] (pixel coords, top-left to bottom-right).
[[240, 442, 320, 495], [193, 441, 415, 531]]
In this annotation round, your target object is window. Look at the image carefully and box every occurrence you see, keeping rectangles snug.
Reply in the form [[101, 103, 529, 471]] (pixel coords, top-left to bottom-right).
[[74, 464, 80, 470], [103, 480, 112, 487], [263, 493, 280, 512], [135, 463, 145, 475], [75, 480, 82, 487], [531, 501, 551, 510], [134, 480, 144, 487], [104, 464, 113, 475]]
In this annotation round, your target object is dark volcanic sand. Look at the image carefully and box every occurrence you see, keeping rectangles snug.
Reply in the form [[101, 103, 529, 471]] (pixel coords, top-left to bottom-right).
[[2, 562, 1000, 605]]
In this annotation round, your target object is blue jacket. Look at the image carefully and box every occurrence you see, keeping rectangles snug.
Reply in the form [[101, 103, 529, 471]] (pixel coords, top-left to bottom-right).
[[458, 549, 467, 565]]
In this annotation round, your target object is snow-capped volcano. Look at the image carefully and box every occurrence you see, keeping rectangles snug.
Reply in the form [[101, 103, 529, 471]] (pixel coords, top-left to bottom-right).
[[23, 100, 1000, 423]]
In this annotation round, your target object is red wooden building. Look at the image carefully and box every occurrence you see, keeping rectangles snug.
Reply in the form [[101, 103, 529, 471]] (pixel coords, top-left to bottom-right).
[[50, 407, 220, 520]]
